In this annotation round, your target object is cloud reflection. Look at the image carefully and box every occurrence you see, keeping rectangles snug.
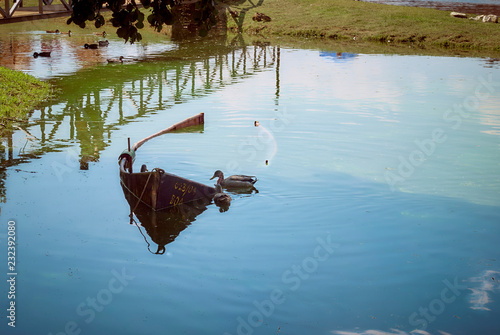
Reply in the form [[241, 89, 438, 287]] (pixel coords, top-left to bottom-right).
[[467, 270, 500, 311]]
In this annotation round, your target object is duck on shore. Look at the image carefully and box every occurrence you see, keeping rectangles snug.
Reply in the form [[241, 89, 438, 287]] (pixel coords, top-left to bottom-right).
[[60, 30, 71, 35], [228, 9, 239, 19], [46, 29, 60, 33], [252, 12, 271, 22], [107, 56, 124, 63], [210, 170, 257, 189], [94, 31, 106, 37]]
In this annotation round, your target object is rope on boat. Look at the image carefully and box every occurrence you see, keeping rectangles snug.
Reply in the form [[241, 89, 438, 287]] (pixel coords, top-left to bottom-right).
[[129, 214, 155, 255], [120, 168, 165, 212], [132, 171, 153, 213]]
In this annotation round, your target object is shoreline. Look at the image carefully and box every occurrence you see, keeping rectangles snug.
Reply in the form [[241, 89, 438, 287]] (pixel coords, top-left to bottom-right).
[[361, 0, 500, 16], [0, 67, 51, 122], [229, 0, 500, 57]]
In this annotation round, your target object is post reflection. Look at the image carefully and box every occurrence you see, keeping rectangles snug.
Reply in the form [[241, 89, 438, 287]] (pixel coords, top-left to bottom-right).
[[0, 37, 281, 205]]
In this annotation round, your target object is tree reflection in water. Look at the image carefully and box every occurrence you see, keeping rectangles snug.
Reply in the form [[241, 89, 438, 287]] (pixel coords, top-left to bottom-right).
[[0, 38, 281, 205]]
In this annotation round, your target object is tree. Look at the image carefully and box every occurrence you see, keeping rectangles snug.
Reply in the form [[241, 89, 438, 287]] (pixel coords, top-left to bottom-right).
[[67, 0, 220, 43]]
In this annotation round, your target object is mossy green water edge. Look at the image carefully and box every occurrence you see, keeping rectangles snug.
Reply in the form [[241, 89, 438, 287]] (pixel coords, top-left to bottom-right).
[[0, 67, 51, 121]]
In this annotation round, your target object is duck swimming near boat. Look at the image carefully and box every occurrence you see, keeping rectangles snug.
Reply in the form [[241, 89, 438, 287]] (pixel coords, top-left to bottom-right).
[[84, 43, 98, 49], [210, 170, 257, 189], [214, 184, 231, 206], [107, 56, 124, 63], [33, 52, 51, 58]]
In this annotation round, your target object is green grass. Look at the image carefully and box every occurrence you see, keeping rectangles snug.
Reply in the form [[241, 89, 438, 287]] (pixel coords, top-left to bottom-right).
[[0, 67, 51, 121], [228, 0, 500, 55]]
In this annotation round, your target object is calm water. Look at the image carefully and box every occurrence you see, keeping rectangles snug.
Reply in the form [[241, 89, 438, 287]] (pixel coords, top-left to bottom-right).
[[1, 30, 500, 335]]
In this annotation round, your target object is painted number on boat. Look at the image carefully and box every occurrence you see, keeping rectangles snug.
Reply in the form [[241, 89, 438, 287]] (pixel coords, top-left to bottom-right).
[[174, 182, 197, 196], [170, 194, 184, 206]]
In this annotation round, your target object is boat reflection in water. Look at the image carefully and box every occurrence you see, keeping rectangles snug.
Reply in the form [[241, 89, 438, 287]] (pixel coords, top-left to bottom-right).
[[123, 189, 213, 254]]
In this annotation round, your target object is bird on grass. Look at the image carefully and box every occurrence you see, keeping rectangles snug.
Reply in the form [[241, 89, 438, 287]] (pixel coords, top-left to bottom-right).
[[210, 170, 257, 189], [228, 9, 239, 19], [107, 56, 124, 63]]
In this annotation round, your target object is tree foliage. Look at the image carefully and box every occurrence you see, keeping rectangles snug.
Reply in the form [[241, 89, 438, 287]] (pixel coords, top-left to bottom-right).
[[67, 0, 218, 43]]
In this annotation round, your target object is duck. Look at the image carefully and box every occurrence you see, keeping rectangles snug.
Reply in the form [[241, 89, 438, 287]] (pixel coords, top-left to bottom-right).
[[84, 43, 98, 49], [33, 52, 51, 58], [228, 9, 239, 19], [60, 30, 71, 35], [210, 170, 257, 189], [107, 56, 124, 63], [94, 31, 106, 37], [213, 184, 231, 211], [46, 29, 60, 33], [252, 12, 271, 22], [98, 40, 109, 47]]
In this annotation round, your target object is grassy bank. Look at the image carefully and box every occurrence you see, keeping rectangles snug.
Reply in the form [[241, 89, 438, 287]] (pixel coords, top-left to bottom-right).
[[3, 1, 499, 55], [0, 67, 51, 121], [228, 0, 500, 54]]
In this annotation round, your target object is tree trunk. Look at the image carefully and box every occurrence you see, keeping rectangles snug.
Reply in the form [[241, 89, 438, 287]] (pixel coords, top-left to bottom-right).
[[171, 0, 228, 40]]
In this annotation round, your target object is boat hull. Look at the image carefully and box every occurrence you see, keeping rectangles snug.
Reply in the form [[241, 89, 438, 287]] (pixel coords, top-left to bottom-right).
[[120, 169, 215, 211]]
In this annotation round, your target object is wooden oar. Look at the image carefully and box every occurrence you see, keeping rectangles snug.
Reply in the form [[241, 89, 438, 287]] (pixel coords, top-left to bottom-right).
[[119, 113, 205, 173], [131, 112, 205, 152]]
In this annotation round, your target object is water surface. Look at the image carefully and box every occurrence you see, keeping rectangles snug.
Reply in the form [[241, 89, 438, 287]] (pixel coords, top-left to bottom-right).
[[0, 31, 500, 335]]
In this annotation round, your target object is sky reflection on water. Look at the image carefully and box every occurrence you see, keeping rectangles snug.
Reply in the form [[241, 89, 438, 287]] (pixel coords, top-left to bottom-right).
[[0, 31, 499, 335]]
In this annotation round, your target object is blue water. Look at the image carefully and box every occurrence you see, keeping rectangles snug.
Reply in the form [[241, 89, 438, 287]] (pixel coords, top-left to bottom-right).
[[1, 32, 500, 335]]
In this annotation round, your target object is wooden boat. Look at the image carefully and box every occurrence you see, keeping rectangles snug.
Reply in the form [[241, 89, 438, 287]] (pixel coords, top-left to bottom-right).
[[119, 113, 216, 211]]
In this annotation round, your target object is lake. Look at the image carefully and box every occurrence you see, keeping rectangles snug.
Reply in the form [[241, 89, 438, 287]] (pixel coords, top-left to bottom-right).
[[0, 28, 499, 335]]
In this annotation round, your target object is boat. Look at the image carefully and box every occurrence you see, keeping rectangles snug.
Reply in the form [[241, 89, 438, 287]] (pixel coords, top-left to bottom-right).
[[119, 113, 216, 211]]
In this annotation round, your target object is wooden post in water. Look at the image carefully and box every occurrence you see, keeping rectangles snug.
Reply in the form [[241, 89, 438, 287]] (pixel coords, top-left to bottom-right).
[[6, 0, 10, 18]]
